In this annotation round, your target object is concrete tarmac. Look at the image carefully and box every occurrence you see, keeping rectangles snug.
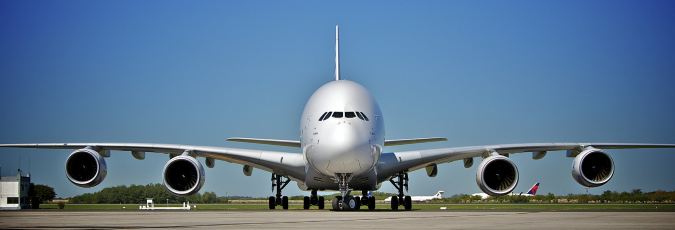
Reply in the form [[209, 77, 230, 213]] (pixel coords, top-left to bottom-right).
[[1, 209, 674, 229]]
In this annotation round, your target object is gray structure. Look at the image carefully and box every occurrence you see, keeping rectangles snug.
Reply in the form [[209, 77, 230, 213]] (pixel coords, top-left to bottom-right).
[[0, 166, 31, 210]]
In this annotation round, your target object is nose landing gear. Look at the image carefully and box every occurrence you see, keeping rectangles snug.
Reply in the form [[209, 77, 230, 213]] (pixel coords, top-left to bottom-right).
[[331, 173, 355, 211], [330, 174, 376, 211]]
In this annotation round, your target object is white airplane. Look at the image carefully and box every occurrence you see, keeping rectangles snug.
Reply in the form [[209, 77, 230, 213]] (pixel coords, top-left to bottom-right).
[[385, 191, 444, 202], [1, 26, 675, 211], [472, 182, 540, 200]]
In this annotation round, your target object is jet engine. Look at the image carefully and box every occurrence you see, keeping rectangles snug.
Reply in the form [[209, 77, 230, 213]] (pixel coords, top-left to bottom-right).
[[476, 155, 519, 196], [572, 149, 614, 187], [163, 155, 205, 197], [65, 148, 107, 188]]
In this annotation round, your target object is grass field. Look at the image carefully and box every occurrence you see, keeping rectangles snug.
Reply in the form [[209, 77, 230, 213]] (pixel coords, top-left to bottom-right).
[[38, 203, 675, 210]]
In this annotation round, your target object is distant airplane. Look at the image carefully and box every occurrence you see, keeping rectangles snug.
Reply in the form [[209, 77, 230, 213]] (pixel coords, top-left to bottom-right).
[[472, 183, 540, 200], [523, 182, 540, 196], [385, 191, 444, 202], [1, 26, 675, 212]]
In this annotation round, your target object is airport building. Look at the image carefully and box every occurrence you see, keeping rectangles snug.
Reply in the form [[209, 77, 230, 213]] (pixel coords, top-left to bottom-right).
[[0, 166, 31, 210]]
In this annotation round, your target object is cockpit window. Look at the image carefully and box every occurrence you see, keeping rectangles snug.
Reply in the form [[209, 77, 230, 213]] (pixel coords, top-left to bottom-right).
[[360, 112, 369, 121], [319, 111, 369, 121], [356, 111, 364, 120], [318, 112, 328, 121]]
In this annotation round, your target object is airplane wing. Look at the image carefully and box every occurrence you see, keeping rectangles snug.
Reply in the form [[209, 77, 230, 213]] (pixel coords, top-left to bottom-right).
[[227, 138, 301, 148], [384, 137, 447, 146], [0, 143, 305, 180], [225, 137, 448, 148], [377, 143, 675, 178]]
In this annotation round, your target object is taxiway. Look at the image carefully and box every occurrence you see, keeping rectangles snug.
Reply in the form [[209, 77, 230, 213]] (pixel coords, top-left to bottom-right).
[[1, 209, 674, 229]]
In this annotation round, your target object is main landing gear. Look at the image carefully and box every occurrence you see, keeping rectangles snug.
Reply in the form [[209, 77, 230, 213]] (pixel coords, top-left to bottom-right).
[[303, 189, 325, 209], [360, 190, 376, 210], [389, 172, 412, 210], [330, 174, 376, 211], [269, 173, 290, 209]]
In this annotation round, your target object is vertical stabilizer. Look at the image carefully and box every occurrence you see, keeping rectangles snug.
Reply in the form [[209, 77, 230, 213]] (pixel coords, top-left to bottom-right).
[[527, 183, 540, 195], [335, 25, 340, 81], [435, 191, 444, 198]]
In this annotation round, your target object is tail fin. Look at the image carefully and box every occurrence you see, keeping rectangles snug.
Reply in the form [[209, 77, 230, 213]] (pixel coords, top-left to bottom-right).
[[367, 191, 372, 197], [435, 191, 444, 198], [334, 25, 340, 81], [526, 183, 540, 195]]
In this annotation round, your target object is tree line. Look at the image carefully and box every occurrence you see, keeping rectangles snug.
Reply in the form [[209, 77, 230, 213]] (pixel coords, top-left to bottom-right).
[[30, 183, 57, 208], [68, 184, 228, 204]]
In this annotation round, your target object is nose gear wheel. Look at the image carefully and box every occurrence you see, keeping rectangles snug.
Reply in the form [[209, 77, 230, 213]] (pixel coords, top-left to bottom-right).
[[330, 174, 376, 211]]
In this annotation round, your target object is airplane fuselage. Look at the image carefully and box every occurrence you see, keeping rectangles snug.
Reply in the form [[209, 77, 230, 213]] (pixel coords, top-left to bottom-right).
[[300, 80, 385, 190]]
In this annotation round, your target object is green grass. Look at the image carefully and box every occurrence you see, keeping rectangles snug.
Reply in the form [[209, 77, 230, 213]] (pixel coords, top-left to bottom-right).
[[40, 204, 140, 210], [410, 204, 675, 210], [39, 203, 675, 210]]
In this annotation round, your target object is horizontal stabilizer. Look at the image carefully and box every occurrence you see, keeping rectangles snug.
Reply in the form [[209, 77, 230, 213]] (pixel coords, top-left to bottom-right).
[[384, 137, 447, 146], [227, 137, 301, 148]]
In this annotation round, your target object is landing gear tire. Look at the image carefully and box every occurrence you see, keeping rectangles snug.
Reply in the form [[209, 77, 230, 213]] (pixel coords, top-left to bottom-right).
[[332, 196, 343, 211], [269, 196, 275, 209], [354, 197, 361, 210], [270, 173, 290, 210], [343, 196, 357, 211], [389, 172, 411, 211], [404, 196, 412, 210], [282, 196, 289, 210], [368, 196, 376, 210], [303, 196, 310, 209], [318, 196, 325, 209], [391, 196, 399, 210]]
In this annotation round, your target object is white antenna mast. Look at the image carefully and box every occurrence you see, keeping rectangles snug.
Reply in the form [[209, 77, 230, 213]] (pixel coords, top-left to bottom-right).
[[335, 25, 340, 81]]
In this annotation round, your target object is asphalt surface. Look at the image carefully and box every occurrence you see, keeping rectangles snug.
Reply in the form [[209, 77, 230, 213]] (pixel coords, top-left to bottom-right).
[[1, 209, 674, 229]]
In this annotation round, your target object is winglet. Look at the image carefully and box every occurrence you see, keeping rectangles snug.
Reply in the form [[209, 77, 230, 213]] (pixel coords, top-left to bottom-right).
[[335, 25, 340, 81]]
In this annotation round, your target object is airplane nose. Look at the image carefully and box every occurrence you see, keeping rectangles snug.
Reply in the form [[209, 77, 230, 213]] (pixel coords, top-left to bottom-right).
[[325, 123, 361, 162], [309, 122, 374, 176]]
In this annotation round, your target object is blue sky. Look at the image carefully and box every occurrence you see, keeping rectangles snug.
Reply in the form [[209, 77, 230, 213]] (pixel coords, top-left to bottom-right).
[[1, 1, 674, 198]]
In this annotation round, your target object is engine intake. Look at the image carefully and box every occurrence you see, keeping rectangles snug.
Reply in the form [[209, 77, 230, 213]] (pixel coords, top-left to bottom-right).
[[572, 149, 614, 187], [163, 155, 205, 197], [476, 155, 519, 196], [65, 148, 107, 188]]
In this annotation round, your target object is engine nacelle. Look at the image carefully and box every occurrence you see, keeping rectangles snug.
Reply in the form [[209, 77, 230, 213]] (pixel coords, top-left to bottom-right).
[[572, 149, 614, 187], [476, 155, 519, 196], [163, 155, 205, 197], [65, 148, 107, 188]]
